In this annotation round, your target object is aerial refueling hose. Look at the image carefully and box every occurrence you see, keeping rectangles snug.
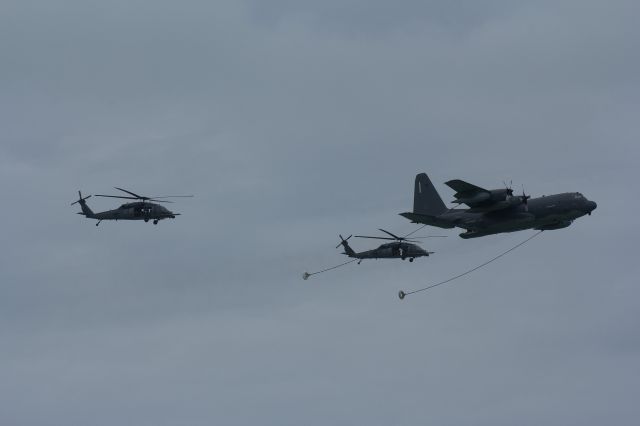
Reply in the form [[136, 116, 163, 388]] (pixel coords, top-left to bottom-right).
[[303, 259, 358, 280], [398, 230, 544, 300]]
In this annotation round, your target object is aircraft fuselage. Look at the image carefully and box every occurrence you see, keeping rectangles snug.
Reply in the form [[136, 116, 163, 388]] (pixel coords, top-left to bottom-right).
[[402, 192, 597, 238]]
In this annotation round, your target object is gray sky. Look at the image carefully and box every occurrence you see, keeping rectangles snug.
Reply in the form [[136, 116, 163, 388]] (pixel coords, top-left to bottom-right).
[[1, 1, 638, 425]]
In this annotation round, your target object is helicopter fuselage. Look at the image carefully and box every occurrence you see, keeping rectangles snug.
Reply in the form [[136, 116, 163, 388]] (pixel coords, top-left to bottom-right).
[[353, 242, 429, 260], [79, 201, 177, 224], [97, 202, 175, 220]]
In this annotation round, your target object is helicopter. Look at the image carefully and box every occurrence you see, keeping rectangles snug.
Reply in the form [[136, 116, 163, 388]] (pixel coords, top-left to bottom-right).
[[336, 229, 443, 264], [71, 187, 193, 226]]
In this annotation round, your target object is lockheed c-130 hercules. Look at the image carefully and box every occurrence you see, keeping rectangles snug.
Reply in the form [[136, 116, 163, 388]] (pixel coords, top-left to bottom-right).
[[71, 187, 193, 226], [400, 173, 597, 238], [336, 229, 444, 263]]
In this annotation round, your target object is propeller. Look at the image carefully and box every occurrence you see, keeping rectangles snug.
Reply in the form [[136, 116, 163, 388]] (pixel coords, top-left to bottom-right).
[[70, 191, 92, 205], [95, 187, 194, 203], [520, 185, 530, 203], [336, 234, 352, 249], [521, 185, 531, 210], [503, 180, 514, 196]]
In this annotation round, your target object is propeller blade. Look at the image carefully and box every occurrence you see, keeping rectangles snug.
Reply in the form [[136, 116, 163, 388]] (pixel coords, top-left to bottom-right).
[[521, 185, 530, 204], [503, 180, 514, 196], [149, 195, 194, 199]]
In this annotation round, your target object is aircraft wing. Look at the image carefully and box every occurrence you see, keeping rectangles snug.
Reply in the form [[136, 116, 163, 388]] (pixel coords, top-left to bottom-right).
[[444, 179, 521, 212], [445, 179, 488, 195], [445, 179, 491, 206]]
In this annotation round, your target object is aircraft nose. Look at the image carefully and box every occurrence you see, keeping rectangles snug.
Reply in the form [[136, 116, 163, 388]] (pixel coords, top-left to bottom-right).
[[587, 200, 597, 214]]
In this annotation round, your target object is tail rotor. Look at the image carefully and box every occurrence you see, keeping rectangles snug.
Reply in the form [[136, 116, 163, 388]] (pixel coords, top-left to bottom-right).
[[70, 191, 92, 206], [336, 234, 353, 249]]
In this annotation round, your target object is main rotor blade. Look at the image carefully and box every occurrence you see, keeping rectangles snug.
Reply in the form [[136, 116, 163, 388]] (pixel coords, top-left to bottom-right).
[[147, 199, 174, 203], [114, 187, 146, 199], [149, 195, 194, 199], [354, 235, 397, 241], [95, 194, 139, 200], [378, 228, 402, 240]]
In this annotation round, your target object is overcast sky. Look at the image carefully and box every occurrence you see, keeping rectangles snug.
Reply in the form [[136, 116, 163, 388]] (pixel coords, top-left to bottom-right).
[[1, 1, 638, 425]]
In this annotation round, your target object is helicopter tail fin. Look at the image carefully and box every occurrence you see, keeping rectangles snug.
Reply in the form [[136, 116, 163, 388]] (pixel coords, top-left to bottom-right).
[[71, 191, 95, 218], [79, 202, 94, 218], [337, 235, 356, 257]]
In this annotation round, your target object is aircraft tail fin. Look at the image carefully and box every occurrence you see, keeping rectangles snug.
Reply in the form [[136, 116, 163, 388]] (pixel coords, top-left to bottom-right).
[[337, 235, 356, 257], [413, 173, 447, 216], [71, 191, 95, 218]]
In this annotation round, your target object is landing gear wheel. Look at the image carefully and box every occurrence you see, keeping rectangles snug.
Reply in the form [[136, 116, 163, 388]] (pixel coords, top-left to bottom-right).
[[144, 218, 149, 222], [409, 258, 414, 262], [153, 220, 158, 225]]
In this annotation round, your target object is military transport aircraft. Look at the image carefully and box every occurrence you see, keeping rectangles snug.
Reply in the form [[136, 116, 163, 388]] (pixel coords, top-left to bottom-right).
[[336, 229, 438, 263], [400, 173, 597, 239], [71, 188, 192, 226]]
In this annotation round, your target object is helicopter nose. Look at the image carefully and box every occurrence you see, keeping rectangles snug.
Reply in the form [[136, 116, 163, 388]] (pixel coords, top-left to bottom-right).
[[587, 200, 597, 214]]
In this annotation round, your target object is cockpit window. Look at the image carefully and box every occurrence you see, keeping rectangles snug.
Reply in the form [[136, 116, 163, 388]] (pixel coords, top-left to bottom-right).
[[574, 193, 584, 199]]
